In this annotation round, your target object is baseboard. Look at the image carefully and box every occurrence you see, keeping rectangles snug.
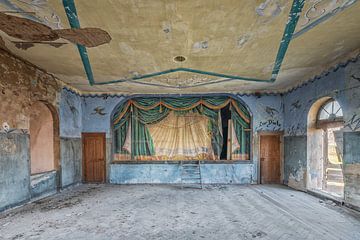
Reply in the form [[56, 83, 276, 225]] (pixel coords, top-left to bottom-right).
[[307, 189, 344, 205]]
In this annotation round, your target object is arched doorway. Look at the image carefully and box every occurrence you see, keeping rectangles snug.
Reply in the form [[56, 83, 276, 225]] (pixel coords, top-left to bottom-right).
[[29, 101, 60, 175], [307, 98, 344, 198]]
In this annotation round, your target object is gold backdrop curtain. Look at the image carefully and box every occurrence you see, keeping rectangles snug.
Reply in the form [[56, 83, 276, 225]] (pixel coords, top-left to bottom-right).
[[146, 111, 215, 160]]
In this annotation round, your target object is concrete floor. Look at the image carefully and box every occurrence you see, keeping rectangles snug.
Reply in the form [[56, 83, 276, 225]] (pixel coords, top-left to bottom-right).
[[1, 185, 360, 240]]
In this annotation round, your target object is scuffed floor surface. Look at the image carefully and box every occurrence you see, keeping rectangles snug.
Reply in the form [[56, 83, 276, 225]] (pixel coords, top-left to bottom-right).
[[1, 185, 360, 240]]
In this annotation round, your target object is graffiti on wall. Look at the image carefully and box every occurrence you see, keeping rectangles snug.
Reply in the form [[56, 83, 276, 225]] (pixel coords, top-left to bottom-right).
[[344, 113, 360, 131], [255, 103, 282, 132], [66, 98, 78, 115], [290, 100, 301, 111], [286, 123, 306, 136], [257, 119, 282, 131], [65, 98, 79, 128]]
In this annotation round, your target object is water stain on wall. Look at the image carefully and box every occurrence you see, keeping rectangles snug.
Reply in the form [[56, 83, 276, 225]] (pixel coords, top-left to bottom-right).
[[0, 137, 17, 154]]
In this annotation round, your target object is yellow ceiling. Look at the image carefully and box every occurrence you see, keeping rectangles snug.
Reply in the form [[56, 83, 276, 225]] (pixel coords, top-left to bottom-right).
[[0, 0, 359, 94]]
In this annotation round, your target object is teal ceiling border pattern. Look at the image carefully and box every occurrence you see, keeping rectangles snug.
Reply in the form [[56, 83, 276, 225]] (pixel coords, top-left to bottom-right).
[[62, 0, 305, 87]]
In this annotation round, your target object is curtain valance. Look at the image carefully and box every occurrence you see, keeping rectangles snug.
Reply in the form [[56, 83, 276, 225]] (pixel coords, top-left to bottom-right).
[[113, 96, 250, 128]]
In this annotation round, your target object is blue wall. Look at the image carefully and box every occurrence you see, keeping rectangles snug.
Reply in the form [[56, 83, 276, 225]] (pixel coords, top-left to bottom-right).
[[82, 95, 125, 137], [60, 89, 82, 138], [80, 94, 284, 137], [110, 163, 253, 184], [75, 93, 284, 185], [282, 58, 360, 208], [0, 133, 30, 211], [59, 89, 83, 187]]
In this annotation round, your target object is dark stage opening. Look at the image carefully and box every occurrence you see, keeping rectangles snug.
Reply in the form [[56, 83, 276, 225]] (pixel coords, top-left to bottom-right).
[[220, 104, 231, 160]]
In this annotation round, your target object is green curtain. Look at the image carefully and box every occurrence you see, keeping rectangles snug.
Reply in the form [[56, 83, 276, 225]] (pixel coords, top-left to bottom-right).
[[114, 107, 130, 154], [231, 101, 251, 155], [112, 96, 251, 159], [132, 106, 170, 157]]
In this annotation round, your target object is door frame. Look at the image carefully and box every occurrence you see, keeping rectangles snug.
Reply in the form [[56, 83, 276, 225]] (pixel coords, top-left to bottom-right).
[[258, 131, 284, 184], [82, 132, 106, 183]]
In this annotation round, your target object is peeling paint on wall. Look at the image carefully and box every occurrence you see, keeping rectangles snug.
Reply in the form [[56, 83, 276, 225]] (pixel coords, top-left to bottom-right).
[[237, 34, 250, 48], [256, 0, 284, 17], [59, 89, 82, 138], [192, 40, 209, 51], [0, 49, 60, 131], [0, 47, 60, 210], [288, 160, 306, 190]]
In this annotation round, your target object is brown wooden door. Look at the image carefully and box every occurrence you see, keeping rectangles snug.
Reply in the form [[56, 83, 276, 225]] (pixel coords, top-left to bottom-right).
[[82, 133, 106, 183], [260, 135, 281, 184]]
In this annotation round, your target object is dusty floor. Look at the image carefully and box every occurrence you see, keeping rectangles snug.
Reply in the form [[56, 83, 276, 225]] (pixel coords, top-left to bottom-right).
[[1, 184, 360, 240]]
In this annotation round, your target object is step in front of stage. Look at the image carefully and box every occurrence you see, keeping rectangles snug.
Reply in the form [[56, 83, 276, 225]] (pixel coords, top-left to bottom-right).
[[181, 161, 203, 189]]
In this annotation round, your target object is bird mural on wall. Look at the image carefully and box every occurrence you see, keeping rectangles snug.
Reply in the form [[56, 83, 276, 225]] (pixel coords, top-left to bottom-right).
[[351, 74, 360, 82], [0, 12, 111, 48], [291, 100, 302, 111], [92, 107, 107, 116], [265, 106, 279, 118]]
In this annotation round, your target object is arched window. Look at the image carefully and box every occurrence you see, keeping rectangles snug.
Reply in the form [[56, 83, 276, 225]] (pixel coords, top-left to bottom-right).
[[317, 99, 343, 126]]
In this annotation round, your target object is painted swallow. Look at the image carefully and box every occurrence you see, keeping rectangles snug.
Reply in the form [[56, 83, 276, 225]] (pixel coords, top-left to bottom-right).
[[92, 107, 106, 116]]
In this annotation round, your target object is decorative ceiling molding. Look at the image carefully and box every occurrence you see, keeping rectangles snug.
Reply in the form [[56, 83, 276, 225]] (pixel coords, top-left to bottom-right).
[[62, 0, 305, 88], [62, 52, 359, 97], [292, 0, 358, 39]]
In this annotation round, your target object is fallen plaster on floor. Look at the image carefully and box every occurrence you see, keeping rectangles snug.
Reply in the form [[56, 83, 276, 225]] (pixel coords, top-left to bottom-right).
[[1, 184, 360, 240]]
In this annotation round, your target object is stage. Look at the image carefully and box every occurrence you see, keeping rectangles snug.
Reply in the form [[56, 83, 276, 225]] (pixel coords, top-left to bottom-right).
[[109, 162, 255, 184]]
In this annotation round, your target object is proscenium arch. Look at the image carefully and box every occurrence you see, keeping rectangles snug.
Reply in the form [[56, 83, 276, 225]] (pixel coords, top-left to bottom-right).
[[29, 101, 60, 174], [109, 94, 253, 161]]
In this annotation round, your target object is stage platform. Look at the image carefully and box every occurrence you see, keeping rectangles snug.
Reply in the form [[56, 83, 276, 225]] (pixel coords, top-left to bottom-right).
[[109, 162, 256, 184]]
